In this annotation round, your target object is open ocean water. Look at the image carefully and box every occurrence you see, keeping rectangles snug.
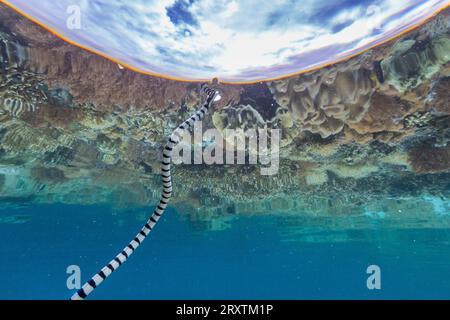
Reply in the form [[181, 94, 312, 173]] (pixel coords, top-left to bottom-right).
[[0, 201, 449, 300]]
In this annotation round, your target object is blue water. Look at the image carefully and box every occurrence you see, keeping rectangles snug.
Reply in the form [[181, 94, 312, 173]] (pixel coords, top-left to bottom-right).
[[0, 203, 449, 299]]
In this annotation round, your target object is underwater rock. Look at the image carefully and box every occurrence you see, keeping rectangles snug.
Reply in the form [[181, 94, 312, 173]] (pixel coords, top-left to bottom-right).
[[408, 144, 450, 173], [381, 36, 450, 93], [72, 141, 101, 166], [430, 76, 450, 115], [20, 102, 81, 128], [30, 166, 67, 183], [348, 92, 412, 134]]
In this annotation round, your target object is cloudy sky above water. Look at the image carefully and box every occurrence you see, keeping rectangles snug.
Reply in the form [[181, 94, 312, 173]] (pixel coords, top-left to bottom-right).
[[5, 0, 450, 82]]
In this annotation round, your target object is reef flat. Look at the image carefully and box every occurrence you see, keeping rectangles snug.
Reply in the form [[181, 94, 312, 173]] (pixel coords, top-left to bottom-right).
[[0, 4, 449, 232]]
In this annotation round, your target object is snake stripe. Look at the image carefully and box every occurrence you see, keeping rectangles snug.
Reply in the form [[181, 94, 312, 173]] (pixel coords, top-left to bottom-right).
[[70, 85, 218, 300]]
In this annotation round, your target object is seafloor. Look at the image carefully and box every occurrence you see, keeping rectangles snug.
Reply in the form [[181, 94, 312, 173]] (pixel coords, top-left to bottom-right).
[[0, 3, 449, 235]]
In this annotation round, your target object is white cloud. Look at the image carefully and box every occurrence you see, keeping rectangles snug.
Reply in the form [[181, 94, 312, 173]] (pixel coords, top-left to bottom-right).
[[7, 0, 450, 81]]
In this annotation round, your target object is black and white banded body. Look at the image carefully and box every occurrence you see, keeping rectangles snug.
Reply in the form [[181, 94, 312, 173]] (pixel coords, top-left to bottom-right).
[[71, 84, 220, 300]]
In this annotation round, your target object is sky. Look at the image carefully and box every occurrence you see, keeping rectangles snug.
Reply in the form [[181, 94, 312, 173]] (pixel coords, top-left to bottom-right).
[[5, 0, 450, 82]]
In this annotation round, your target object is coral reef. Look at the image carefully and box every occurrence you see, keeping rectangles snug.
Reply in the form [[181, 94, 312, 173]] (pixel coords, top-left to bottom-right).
[[0, 3, 449, 230], [267, 65, 373, 138]]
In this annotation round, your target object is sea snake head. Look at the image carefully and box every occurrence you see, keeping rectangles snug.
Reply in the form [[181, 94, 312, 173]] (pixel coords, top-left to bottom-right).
[[201, 83, 221, 107]]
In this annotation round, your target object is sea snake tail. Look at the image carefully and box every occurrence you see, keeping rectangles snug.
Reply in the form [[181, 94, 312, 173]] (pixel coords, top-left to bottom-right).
[[71, 84, 219, 300]]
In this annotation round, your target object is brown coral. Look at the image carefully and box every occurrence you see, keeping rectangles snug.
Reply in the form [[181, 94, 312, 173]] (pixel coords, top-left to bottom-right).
[[348, 92, 411, 134], [268, 65, 374, 138]]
